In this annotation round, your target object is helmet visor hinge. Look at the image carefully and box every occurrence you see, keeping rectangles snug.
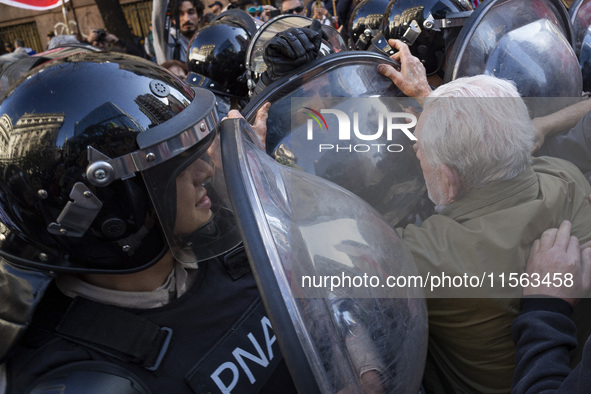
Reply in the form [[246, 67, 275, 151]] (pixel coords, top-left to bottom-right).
[[47, 182, 103, 238], [423, 11, 473, 30], [401, 20, 422, 46]]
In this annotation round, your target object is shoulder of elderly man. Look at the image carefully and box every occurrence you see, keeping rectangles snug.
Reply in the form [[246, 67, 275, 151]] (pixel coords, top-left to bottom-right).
[[396, 155, 591, 391], [397, 155, 591, 259]]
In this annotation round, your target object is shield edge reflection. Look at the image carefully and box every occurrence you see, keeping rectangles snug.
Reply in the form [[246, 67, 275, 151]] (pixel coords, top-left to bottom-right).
[[242, 51, 401, 120], [444, 0, 574, 83], [220, 117, 324, 393]]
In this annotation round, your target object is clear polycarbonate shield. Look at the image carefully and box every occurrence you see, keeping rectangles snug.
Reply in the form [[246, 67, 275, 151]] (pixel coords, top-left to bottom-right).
[[242, 51, 431, 228], [244, 14, 346, 91], [570, 0, 591, 90], [445, 0, 582, 98], [221, 117, 428, 393]]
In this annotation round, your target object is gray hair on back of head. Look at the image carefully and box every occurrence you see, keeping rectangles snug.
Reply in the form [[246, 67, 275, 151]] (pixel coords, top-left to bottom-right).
[[419, 75, 534, 191]]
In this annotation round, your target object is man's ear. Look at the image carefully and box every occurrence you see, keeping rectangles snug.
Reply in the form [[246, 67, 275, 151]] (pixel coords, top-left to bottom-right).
[[439, 163, 462, 202]]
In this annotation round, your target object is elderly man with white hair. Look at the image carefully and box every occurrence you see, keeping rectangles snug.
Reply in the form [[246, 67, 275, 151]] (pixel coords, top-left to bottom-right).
[[396, 74, 591, 393]]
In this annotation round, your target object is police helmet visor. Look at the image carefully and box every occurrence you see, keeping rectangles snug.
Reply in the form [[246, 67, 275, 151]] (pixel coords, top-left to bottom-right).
[[444, 0, 581, 97], [570, 0, 591, 90]]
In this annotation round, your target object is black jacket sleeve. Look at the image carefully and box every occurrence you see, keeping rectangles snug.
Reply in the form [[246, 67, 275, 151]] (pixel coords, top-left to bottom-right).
[[511, 297, 591, 394]]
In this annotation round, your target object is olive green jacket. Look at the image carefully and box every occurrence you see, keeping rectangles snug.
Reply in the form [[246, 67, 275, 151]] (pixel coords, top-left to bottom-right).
[[397, 156, 591, 393]]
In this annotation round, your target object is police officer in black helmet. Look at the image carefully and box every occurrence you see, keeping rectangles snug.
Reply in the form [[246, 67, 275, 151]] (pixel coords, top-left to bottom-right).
[[0, 52, 291, 393], [185, 10, 258, 118]]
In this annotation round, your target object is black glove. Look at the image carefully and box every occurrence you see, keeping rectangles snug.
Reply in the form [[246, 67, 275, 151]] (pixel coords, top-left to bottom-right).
[[263, 19, 323, 82]]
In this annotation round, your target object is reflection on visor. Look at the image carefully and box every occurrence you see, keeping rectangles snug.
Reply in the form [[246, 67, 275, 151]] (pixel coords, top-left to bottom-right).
[[571, 0, 591, 90], [246, 15, 345, 76], [445, 0, 580, 98], [247, 15, 314, 76]]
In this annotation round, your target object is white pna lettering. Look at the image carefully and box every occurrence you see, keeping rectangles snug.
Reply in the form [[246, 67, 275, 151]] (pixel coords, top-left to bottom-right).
[[210, 316, 276, 393]]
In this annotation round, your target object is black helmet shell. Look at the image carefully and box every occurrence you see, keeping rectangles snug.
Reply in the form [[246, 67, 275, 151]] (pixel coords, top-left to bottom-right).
[[383, 0, 473, 74], [0, 52, 197, 273], [349, 0, 392, 50], [187, 18, 252, 98]]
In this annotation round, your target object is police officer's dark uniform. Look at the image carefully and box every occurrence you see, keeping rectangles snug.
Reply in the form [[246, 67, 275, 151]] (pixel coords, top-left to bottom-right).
[[0, 52, 295, 393]]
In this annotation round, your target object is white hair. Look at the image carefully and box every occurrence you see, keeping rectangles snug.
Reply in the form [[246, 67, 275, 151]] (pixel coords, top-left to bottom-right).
[[419, 75, 534, 191]]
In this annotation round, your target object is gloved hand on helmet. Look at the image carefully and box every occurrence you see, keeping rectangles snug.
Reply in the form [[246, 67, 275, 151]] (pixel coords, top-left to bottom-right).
[[261, 19, 323, 84]]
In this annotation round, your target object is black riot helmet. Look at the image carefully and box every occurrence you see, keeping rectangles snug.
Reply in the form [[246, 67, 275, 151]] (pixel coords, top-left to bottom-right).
[[349, 0, 391, 50], [186, 10, 257, 99], [374, 0, 473, 75], [0, 52, 241, 274]]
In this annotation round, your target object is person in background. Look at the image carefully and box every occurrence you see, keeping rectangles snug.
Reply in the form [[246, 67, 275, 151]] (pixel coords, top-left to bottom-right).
[[209, 0, 224, 15], [128, 26, 149, 59], [241, 0, 263, 18], [336, 0, 356, 43], [281, 0, 307, 15], [307, 0, 334, 21], [201, 12, 216, 25], [0, 40, 29, 66], [14, 39, 35, 56], [167, 0, 205, 62], [45, 32, 55, 51], [145, 22, 156, 61], [310, 0, 337, 28]]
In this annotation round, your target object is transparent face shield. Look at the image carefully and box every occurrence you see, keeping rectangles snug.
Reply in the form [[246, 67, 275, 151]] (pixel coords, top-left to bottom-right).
[[444, 0, 580, 97], [570, 0, 591, 91], [85, 88, 241, 265]]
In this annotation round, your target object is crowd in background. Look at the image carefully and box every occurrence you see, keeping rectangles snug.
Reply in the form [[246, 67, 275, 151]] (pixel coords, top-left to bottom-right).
[[0, 0, 346, 76]]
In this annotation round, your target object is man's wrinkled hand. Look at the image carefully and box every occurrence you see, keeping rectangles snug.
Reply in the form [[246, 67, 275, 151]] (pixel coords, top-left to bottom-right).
[[377, 39, 432, 99], [524, 220, 591, 306]]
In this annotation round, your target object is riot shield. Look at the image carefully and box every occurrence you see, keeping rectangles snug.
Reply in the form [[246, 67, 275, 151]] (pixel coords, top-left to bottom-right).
[[244, 14, 346, 95], [570, 0, 591, 90], [444, 0, 582, 98], [242, 51, 431, 228], [220, 116, 428, 393]]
